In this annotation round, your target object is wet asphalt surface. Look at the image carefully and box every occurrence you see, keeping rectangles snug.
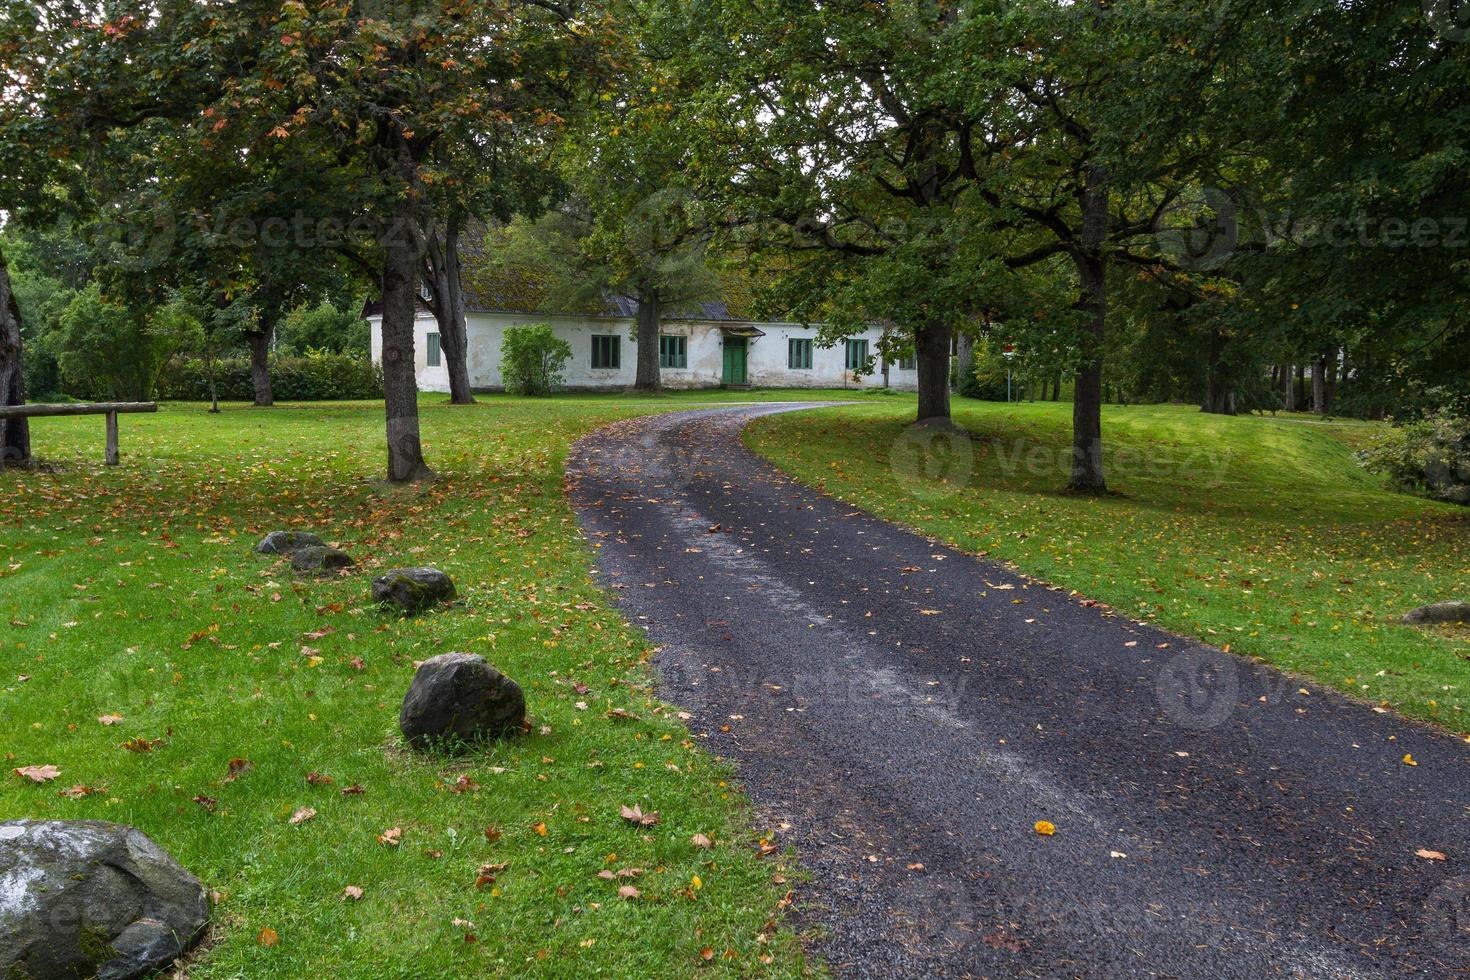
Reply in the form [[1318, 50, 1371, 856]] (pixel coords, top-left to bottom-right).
[[565, 405, 1470, 979]]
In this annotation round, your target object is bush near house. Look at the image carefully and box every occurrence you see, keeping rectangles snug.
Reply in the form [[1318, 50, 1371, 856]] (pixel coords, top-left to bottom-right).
[[158, 352, 382, 402], [500, 323, 572, 396]]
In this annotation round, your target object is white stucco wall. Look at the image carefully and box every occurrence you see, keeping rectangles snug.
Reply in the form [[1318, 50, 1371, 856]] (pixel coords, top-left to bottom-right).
[[369, 313, 921, 393]]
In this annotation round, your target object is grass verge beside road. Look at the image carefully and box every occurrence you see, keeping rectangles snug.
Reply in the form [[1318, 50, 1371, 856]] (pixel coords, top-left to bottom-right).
[[1, 393, 834, 978], [746, 399, 1470, 734]]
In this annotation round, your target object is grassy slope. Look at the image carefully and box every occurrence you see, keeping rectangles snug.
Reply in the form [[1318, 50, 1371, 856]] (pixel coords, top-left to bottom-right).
[[0, 391, 849, 979], [746, 398, 1470, 733]]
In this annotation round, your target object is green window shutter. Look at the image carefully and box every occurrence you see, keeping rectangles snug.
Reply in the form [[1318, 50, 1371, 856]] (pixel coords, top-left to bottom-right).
[[788, 338, 812, 369], [592, 335, 621, 369], [845, 339, 868, 370], [659, 335, 687, 368], [426, 333, 442, 368]]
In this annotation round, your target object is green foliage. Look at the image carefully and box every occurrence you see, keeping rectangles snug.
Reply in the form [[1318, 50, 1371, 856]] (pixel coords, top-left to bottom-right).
[[158, 352, 381, 402], [1360, 407, 1470, 506], [499, 323, 571, 396], [53, 285, 179, 400], [278, 300, 369, 356]]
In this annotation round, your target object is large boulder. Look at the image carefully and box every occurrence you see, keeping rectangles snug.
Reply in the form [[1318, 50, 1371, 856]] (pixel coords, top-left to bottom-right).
[[372, 567, 456, 613], [400, 653, 525, 750], [1402, 600, 1470, 625], [291, 545, 355, 575], [0, 820, 209, 980], [254, 530, 325, 556]]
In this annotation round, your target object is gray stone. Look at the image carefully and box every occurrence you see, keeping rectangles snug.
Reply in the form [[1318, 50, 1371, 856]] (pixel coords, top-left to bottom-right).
[[290, 545, 355, 574], [1402, 600, 1470, 625], [254, 530, 325, 556], [0, 820, 209, 980], [399, 652, 525, 749], [372, 567, 456, 613]]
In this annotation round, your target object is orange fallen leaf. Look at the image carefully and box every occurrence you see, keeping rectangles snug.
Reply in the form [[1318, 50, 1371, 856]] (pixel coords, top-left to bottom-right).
[[257, 927, 279, 947], [1416, 848, 1447, 861], [378, 827, 402, 846], [532, 822, 548, 837], [13, 765, 60, 784], [1034, 820, 1056, 836], [1402, 754, 1418, 767], [224, 758, 252, 782], [305, 772, 334, 786]]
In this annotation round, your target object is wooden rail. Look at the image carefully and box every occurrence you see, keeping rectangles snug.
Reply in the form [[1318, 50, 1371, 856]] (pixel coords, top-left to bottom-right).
[[0, 402, 157, 465]]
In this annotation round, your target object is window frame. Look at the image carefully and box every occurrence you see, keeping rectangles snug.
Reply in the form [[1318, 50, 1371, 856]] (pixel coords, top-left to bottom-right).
[[591, 334, 621, 370], [898, 351, 916, 371], [659, 334, 688, 369], [845, 338, 870, 371], [788, 338, 813, 370], [426, 331, 442, 368]]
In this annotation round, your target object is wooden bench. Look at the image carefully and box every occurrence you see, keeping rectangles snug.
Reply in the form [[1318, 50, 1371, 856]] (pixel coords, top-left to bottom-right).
[[0, 402, 158, 465]]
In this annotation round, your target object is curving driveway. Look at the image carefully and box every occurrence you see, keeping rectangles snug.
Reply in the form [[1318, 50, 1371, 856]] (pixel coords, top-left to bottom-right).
[[566, 405, 1470, 978]]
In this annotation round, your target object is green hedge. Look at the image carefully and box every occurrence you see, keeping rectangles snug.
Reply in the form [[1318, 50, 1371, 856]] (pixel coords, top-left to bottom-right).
[[158, 353, 383, 402]]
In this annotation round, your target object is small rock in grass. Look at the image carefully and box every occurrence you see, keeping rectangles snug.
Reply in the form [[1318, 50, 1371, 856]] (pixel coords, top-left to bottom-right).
[[254, 530, 325, 556], [0, 819, 210, 980], [372, 567, 456, 613], [400, 653, 525, 750], [1401, 600, 1470, 625], [291, 545, 355, 575]]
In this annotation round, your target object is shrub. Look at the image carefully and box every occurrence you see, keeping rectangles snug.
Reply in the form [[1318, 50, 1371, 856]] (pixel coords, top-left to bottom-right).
[[54, 284, 177, 400], [278, 300, 370, 356], [500, 323, 571, 396], [1360, 407, 1470, 505], [158, 351, 383, 402]]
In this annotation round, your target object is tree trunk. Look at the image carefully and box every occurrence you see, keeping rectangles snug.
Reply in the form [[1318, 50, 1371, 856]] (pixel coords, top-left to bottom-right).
[[913, 318, 952, 425], [381, 194, 434, 483], [953, 331, 975, 393], [0, 248, 30, 466], [1067, 165, 1109, 493], [1281, 363, 1295, 411], [633, 288, 661, 392], [245, 327, 273, 407], [1324, 348, 1339, 414], [426, 213, 475, 405], [206, 350, 220, 414], [1311, 355, 1327, 414], [1201, 333, 1237, 415]]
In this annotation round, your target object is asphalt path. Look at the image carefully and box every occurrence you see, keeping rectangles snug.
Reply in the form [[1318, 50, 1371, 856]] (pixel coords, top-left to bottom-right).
[[566, 404, 1470, 979]]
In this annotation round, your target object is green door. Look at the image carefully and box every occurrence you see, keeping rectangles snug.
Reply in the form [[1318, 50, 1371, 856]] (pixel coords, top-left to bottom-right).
[[722, 337, 748, 385]]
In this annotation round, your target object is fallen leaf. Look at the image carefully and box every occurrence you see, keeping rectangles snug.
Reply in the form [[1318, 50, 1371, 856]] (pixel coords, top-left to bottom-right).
[[617, 885, 641, 900], [342, 885, 364, 901], [1416, 848, 1447, 862], [378, 827, 402, 847], [305, 771, 334, 786], [1403, 754, 1418, 767], [340, 783, 365, 796], [97, 714, 124, 726], [484, 826, 503, 844], [691, 833, 713, 849], [532, 822, 548, 837], [192, 795, 218, 812], [1034, 820, 1056, 837], [619, 804, 659, 827], [13, 765, 60, 784], [289, 807, 317, 825], [58, 784, 100, 799], [225, 758, 252, 782], [700, 947, 715, 961], [257, 927, 279, 947], [448, 775, 479, 794]]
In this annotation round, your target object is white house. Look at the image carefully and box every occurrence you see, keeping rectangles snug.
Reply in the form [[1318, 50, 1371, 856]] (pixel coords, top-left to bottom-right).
[[366, 288, 918, 393]]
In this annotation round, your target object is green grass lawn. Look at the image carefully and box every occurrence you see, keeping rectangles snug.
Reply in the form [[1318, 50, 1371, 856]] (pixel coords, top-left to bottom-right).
[[746, 398, 1470, 734], [1, 391, 852, 979]]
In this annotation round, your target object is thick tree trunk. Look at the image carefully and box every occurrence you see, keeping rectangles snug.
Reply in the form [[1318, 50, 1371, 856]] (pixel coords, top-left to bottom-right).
[[381, 195, 434, 483], [1067, 165, 1109, 493], [1201, 334, 1237, 415], [1280, 363, 1295, 411], [0, 249, 30, 466], [245, 327, 273, 407], [914, 318, 952, 425], [426, 214, 475, 404], [1311, 355, 1327, 414], [633, 289, 661, 392]]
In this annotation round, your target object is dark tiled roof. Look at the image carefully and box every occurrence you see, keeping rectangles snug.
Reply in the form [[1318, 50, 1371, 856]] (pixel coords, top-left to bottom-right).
[[459, 264, 754, 322]]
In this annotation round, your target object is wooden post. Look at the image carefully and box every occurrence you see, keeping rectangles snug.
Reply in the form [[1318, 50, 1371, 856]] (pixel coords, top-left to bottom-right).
[[105, 411, 119, 466]]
